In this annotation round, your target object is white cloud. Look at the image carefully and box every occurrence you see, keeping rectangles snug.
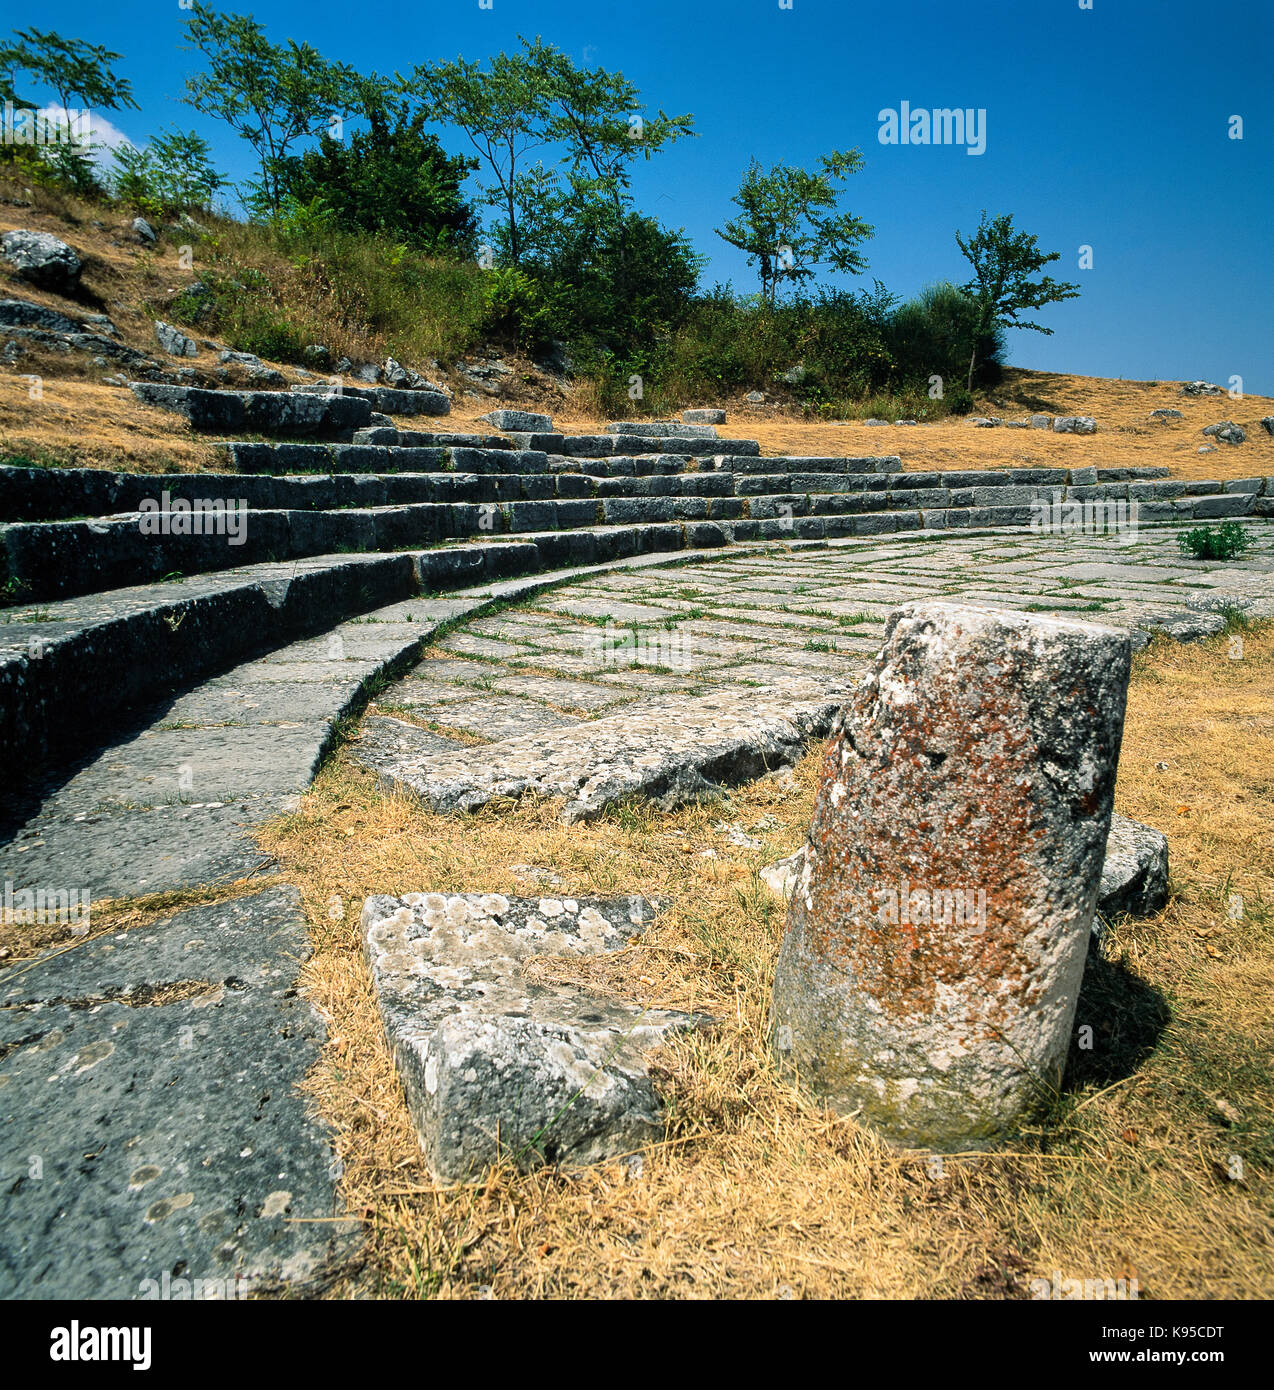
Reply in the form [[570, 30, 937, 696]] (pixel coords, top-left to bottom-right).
[[33, 104, 138, 167]]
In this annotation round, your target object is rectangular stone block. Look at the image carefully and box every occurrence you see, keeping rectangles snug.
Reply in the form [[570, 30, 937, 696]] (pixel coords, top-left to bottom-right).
[[556, 499, 602, 528], [372, 506, 442, 549], [554, 473, 595, 499], [1186, 494, 1254, 518]]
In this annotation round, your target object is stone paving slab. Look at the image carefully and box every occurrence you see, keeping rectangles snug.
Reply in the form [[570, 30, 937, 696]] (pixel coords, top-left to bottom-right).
[[40, 724, 332, 817], [408, 696, 585, 741], [1, 800, 283, 901], [380, 677, 475, 705], [353, 683, 842, 823], [437, 632, 536, 660], [409, 656, 500, 683], [0, 887, 355, 1298], [361, 891, 702, 1181], [355, 714, 467, 760], [488, 672, 633, 710]]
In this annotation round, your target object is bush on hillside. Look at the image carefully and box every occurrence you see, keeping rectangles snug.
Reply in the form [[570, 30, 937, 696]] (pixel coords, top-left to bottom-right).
[[885, 280, 1004, 396], [274, 115, 479, 254], [111, 128, 223, 219]]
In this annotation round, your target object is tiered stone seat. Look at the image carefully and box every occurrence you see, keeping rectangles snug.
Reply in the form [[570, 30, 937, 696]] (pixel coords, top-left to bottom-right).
[[1, 410, 1266, 605]]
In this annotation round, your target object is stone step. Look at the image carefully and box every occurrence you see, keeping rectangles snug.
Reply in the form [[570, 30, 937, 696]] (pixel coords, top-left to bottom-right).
[[4, 526, 763, 778], [291, 382, 451, 416], [129, 382, 372, 438], [6, 480, 1262, 604], [547, 454, 697, 477], [220, 442, 549, 476], [2, 551, 420, 782], [706, 454, 901, 474], [602, 419, 720, 438], [10, 460, 1231, 528], [1133, 492, 1257, 521], [0, 465, 588, 521], [352, 428, 510, 448]]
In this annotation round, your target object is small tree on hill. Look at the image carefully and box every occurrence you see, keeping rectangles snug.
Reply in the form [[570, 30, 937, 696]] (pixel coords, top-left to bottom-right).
[[411, 37, 692, 269], [716, 151, 874, 304], [956, 211, 1080, 391], [181, 2, 355, 217], [111, 128, 224, 218], [0, 28, 138, 192], [409, 47, 549, 267]]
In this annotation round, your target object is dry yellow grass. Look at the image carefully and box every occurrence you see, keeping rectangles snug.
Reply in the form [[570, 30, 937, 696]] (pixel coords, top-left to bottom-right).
[[534, 368, 1274, 482], [0, 371, 225, 471], [246, 618, 1274, 1300]]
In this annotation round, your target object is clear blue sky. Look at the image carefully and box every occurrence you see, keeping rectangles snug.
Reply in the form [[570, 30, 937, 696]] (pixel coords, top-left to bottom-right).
[[21, 0, 1274, 391]]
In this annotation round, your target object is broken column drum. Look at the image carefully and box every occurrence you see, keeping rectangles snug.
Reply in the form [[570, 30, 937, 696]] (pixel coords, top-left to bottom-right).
[[771, 600, 1132, 1148]]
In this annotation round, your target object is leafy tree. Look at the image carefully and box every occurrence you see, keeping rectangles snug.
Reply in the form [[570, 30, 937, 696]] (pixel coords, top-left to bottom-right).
[[411, 37, 693, 269], [111, 128, 224, 218], [275, 79, 478, 252], [532, 37, 693, 222], [181, 3, 355, 216], [544, 211, 702, 358], [716, 151, 874, 303], [0, 28, 136, 112], [409, 47, 549, 266], [955, 211, 1080, 390], [0, 28, 138, 193]]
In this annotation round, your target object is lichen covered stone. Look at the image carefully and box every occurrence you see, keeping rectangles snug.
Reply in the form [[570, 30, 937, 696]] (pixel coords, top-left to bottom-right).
[[771, 600, 1132, 1149]]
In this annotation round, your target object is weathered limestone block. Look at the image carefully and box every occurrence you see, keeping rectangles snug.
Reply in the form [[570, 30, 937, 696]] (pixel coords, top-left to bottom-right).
[[355, 683, 840, 823], [1096, 813, 1169, 920], [481, 408, 553, 431], [362, 891, 701, 1180], [771, 600, 1132, 1149]]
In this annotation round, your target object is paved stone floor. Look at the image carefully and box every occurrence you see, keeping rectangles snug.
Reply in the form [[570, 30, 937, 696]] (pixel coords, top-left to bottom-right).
[[372, 526, 1274, 741]]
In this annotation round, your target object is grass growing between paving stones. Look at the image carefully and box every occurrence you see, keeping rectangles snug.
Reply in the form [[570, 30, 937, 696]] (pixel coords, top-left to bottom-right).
[[253, 621, 1274, 1300], [0, 876, 282, 967]]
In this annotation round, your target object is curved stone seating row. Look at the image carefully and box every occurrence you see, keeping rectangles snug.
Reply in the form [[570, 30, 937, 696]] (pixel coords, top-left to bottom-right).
[[1, 525, 745, 781], [2, 465, 1265, 603]]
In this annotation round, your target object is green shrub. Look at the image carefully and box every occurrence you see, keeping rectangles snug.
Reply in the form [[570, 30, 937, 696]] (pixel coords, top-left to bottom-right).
[[480, 266, 557, 351], [884, 281, 1003, 392], [1177, 522, 1252, 562], [274, 119, 478, 254], [110, 128, 222, 219]]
